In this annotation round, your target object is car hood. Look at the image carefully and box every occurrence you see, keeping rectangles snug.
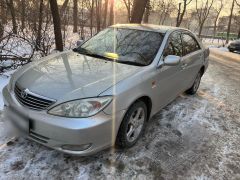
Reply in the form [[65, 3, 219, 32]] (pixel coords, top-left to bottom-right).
[[15, 51, 141, 102]]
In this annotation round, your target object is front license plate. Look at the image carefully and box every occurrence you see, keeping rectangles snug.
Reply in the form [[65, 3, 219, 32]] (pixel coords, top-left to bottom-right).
[[4, 107, 29, 133]]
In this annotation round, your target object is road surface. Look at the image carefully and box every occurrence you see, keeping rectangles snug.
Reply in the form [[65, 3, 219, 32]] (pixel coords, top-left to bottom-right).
[[0, 54, 240, 179]]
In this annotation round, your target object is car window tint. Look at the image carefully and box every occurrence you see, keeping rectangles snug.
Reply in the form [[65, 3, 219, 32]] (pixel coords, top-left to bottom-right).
[[182, 33, 200, 56], [164, 32, 182, 57]]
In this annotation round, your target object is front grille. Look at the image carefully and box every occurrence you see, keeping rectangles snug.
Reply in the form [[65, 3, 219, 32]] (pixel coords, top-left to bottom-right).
[[14, 84, 56, 111]]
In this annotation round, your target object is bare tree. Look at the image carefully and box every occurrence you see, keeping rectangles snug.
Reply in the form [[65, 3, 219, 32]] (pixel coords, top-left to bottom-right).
[[21, 0, 26, 30], [109, 0, 115, 25], [89, 0, 95, 36], [213, 0, 223, 38], [226, 0, 235, 43], [143, 0, 151, 23], [6, 0, 18, 34], [49, 0, 63, 51], [102, 0, 109, 28], [156, 0, 175, 25], [36, 0, 44, 50], [61, 0, 69, 15], [235, 0, 240, 38], [195, 0, 214, 37], [130, 0, 148, 23], [0, 1, 7, 25], [96, 0, 102, 32], [73, 0, 78, 33], [0, 21, 3, 38], [122, 0, 133, 22], [176, 0, 192, 27]]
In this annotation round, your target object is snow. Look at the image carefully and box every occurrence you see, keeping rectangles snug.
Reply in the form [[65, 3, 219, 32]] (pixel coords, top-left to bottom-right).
[[0, 70, 15, 110], [217, 47, 229, 52], [0, 76, 9, 110], [201, 38, 235, 47]]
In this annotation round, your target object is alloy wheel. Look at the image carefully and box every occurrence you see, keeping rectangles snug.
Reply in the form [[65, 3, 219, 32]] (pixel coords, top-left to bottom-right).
[[126, 107, 145, 142]]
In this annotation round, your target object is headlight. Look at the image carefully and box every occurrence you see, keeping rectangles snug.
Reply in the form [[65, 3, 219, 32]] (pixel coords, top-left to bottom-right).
[[48, 96, 112, 118]]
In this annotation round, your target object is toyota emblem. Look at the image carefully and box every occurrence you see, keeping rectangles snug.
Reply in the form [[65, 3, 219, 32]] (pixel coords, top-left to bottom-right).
[[21, 90, 28, 99]]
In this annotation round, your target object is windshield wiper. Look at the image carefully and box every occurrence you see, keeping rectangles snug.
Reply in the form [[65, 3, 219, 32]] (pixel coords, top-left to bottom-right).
[[73, 48, 114, 61], [73, 48, 145, 66], [116, 60, 145, 66]]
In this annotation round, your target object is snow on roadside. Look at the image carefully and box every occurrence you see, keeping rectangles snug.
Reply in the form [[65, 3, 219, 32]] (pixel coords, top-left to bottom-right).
[[209, 46, 229, 52]]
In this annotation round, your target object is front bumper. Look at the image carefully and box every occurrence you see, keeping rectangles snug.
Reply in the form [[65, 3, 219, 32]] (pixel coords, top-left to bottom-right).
[[2, 86, 125, 155]]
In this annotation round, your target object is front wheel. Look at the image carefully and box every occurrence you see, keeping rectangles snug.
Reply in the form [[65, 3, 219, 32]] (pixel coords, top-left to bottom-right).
[[116, 101, 147, 148], [185, 71, 202, 95]]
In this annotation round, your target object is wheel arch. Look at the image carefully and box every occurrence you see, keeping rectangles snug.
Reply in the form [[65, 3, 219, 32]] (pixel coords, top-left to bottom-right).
[[200, 66, 205, 76], [126, 95, 152, 121]]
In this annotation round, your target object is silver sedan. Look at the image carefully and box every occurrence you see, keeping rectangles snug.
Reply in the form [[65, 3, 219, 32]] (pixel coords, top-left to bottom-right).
[[3, 24, 209, 155]]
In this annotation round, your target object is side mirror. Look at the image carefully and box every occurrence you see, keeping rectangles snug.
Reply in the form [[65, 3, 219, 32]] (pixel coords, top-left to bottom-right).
[[164, 55, 180, 66], [76, 40, 84, 47]]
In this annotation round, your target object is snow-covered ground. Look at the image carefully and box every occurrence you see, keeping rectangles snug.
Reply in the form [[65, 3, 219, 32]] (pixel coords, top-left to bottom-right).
[[202, 38, 230, 48], [0, 70, 15, 110], [0, 52, 240, 179]]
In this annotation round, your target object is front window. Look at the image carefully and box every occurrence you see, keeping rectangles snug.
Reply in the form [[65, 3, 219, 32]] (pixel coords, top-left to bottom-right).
[[163, 32, 182, 57], [182, 33, 201, 56], [76, 28, 164, 66]]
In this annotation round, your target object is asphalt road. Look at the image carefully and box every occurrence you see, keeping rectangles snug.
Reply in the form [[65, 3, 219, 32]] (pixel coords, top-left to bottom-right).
[[0, 54, 240, 180]]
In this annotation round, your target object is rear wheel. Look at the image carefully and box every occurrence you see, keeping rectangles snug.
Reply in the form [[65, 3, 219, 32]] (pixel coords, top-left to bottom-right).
[[116, 101, 147, 148], [185, 71, 202, 95]]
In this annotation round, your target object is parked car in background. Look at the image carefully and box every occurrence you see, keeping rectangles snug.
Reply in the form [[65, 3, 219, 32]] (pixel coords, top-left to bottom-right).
[[3, 24, 209, 155], [228, 40, 240, 53]]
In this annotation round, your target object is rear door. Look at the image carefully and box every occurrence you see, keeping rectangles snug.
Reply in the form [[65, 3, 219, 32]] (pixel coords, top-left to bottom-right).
[[180, 32, 203, 90]]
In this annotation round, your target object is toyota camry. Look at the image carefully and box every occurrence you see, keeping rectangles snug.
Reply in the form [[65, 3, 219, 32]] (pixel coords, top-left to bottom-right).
[[3, 24, 209, 155]]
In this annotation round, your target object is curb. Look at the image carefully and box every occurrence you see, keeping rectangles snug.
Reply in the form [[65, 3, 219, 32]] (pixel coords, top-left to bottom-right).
[[210, 49, 240, 63]]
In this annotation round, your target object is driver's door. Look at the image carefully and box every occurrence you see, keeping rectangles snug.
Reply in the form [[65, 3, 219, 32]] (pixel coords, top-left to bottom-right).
[[153, 31, 184, 111]]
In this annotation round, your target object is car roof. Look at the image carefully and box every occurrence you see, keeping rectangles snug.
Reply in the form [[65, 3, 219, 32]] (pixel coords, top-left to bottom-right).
[[111, 24, 187, 33]]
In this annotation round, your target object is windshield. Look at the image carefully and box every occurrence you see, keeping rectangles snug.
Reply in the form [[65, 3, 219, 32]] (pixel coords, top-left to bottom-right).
[[76, 28, 164, 66]]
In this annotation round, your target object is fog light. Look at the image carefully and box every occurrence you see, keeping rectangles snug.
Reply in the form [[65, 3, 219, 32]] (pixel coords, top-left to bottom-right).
[[61, 143, 91, 151]]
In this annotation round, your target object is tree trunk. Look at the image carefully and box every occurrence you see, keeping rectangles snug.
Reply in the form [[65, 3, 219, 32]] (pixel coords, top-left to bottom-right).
[[0, 1, 7, 24], [36, 0, 44, 50], [102, 0, 108, 28], [109, 0, 114, 25], [90, 0, 94, 36], [143, 0, 150, 23], [73, 0, 78, 33], [130, 0, 148, 23], [226, 0, 235, 44], [198, 23, 204, 37], [6, 0, 17, 34], [213, 12, 221, 39], [0, 21, 3, 38], [49, 0, 63, 51], [61, 0, 69, 15], [176, 3, 181, 27], [238, 26, 240, 39], [96, 0, 102, 32], [176, 1, 188, 27], [21, 0, 25, 30]]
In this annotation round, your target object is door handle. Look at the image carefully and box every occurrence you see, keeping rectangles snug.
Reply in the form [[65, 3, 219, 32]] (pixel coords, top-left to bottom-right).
[[181, 63, 188, 69]]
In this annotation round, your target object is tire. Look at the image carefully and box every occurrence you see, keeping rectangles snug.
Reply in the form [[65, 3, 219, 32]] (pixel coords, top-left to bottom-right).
[[116, 101, 147, 148], [185, 71, 202, 95]]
